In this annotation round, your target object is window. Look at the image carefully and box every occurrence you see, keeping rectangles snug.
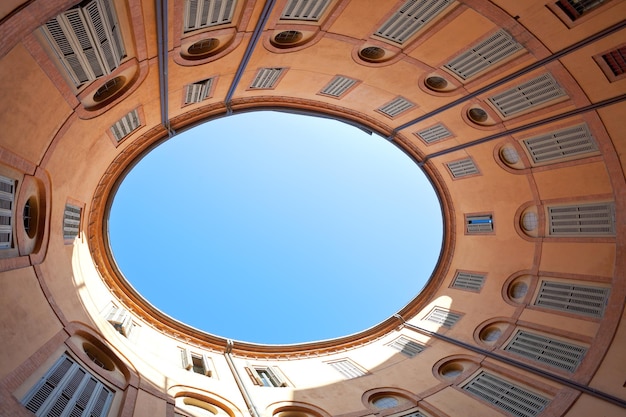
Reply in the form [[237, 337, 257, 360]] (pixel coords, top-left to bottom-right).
[[249, 68, 285, 89], [445, 30, 523, 80], [446, 158, 479, 178], [375, 0, 453, 44], [21, 354, 113, 417], [105, 304, 134, 337], [547, 202, 615, 236], [415, 123, 452, 144], [451, 271, 486, 292], [534, 280, 610, 318], [488, 73, 567, 117], [387, 335, 425, 357], [319, 76, 357, 98], [377, 97, 415, 118], [41, 0, 125, 88], [327, 359, 367, 378], [522, 123, 598, 164], [504, 330, 587, 372], [246, 366, 288, 387], [424, 307, 461, 328], [466, 214, 493, 233], [463, 371, 550, 417], [0, 175, 15, 249], [63, 203, 82, 240], [181, 348, 214, 376], [601, 46, 626, 77], [281, 0, 332, 21], [184, 77, 215, 104], [110, 109, 140, 142], [556, 0, 609, 20], [183, 0, 236, 32]]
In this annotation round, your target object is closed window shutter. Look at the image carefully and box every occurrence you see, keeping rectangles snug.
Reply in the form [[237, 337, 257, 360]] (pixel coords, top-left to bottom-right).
[[534, 280, 610, 318], [184, 0, 236, 32], [0, 175, 15, 249], [548, 202, 615, 236], [488, 73, 567, 117], [281, 0, 331, 21], [375, 0, 453, 44], [504, 330, 587, 372], [523, 123, 597, 164]]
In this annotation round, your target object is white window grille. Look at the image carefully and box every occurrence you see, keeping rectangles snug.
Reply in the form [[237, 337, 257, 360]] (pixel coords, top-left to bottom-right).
[[281, 0, 331, 21], [184, 0, 236, 32], [185, 77, 215, 103], [534, 280, 610, 318], [388, 336, 425, 357], [375, 0, 453, 44], [446, 158, 478, 178], [0, 175, 15, 249], [246, 366, 287, 387], [21, 354, 113, 417], [424, 307, 461, 328], [319, 76, 357, 97], [523, 123, 598, 164], [463, 371, 550, 417], [180, 348, 213, 376], [488, 73, 567, 117], [547, 202, 615, 236], [466, 214, 493, 233], [377, 97, 414, 118], [444, 30, 523, 80], [327, 359, 367, 378], [451, 271, 485, 292], [110, 109, 140, 142], [415, 123, 452, 143], [504, 330, 587, 372], [557, 0, 608, 19], [41, 0, 125, 87], [105, 305, 134, 337], [63, 203, 82, 240], [250, 68, 284, 89]]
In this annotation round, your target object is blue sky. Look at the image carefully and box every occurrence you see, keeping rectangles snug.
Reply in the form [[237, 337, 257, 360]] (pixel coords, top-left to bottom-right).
[[108, 111, 443, 345]]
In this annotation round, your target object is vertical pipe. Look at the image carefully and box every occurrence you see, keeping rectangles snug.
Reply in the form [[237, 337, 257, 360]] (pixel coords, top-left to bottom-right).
[[224, 340, 261, 417]]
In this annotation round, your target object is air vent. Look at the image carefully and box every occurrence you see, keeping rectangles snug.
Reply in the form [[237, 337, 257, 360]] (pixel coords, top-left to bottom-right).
[[463, 371, 550, 417], [446, 158, 478, 178], [452, 271, 485, 292], [184, 0, 236, 32], [488, 73, 567, 117], [375, 0, 453, 44], [415, 123, 452, 143], [466, 214, 493, 233], [41, 0, 126, 87], [504, 330, 587, 372], [0, 175, 15, 249], [444, 30, 523, 80], [377, 97, 415, 118], [320, 76, 357, 97], [534, 280, 610, 318], [424, 308, 461, 328], [250, 68, 285, 89], [185, 77, 215, 103], [523, 123, 598, 164], [63, 203, 81, 239], [388, 336, 425, 357], [327, 359, 366, 378], [110, 109, 140, 142], [548, 202, 615, 236], [601, 46, 626, 76], [281, 0, 331, 21]]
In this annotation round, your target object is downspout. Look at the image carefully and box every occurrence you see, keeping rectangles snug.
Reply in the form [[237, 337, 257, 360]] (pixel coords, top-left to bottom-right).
[[224, 340, 261, 417], [155, 0, 175, 137]]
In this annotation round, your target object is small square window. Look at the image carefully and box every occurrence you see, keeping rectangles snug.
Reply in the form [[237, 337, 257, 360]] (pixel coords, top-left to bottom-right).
[[246, 366, 288, 387]]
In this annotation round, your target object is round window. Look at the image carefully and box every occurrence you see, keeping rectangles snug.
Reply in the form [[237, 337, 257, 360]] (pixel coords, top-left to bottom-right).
[[273, 30, 303, 45], [425, 76, 448, 91], [468, 108, 488, 123], [359, 46, 385, 61], [188, 38, 220, 56], [93, 76, 126, 103]]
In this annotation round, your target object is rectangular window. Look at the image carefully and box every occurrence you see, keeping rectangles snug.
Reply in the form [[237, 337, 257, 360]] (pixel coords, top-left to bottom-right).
[[451, 271, 486, 292], [21, 354, 113, 417], [105, 305, 134, 337], [522, 123, 598, 164], [463, 371, 550, 417], [0, 175, 15, 249], [444, 30, 523, 80], [41, 0, 125, 87], [183, 0, 236, 32], [327, 359, 367, 378], [281, 0, 332, 21], [246, 366, 288, 387], [424, 307, 461, 328], [602, 46, 626, 76], [547, 202, 615, 236], [488, 73, 567, 117], [466, 214, 493, 233], [185, 77, 215, 104], [415, 123, 452, 144], [319, 76, 357, 98], [377, 97, 415, 118], [375, 0, 453, 44], [534, 280, 610, 318], [110, 108, 141, 142], [63, 203, 82, 240], [181, 348, 213, 376], [387, 336, 425, 357], [250, 68, 285, 89], [556, 0, 608, 20], [504, 330, 587, 372], [446, 158, 478, 178]]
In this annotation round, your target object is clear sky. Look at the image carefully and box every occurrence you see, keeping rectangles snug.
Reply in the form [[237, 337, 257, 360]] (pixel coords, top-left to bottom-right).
[[108, 111, 443, 345]]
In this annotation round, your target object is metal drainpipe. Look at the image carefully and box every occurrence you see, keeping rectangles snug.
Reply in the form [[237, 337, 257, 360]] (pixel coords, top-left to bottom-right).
[[155, 0, 175, 137], [224, 340, 261, 417]]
